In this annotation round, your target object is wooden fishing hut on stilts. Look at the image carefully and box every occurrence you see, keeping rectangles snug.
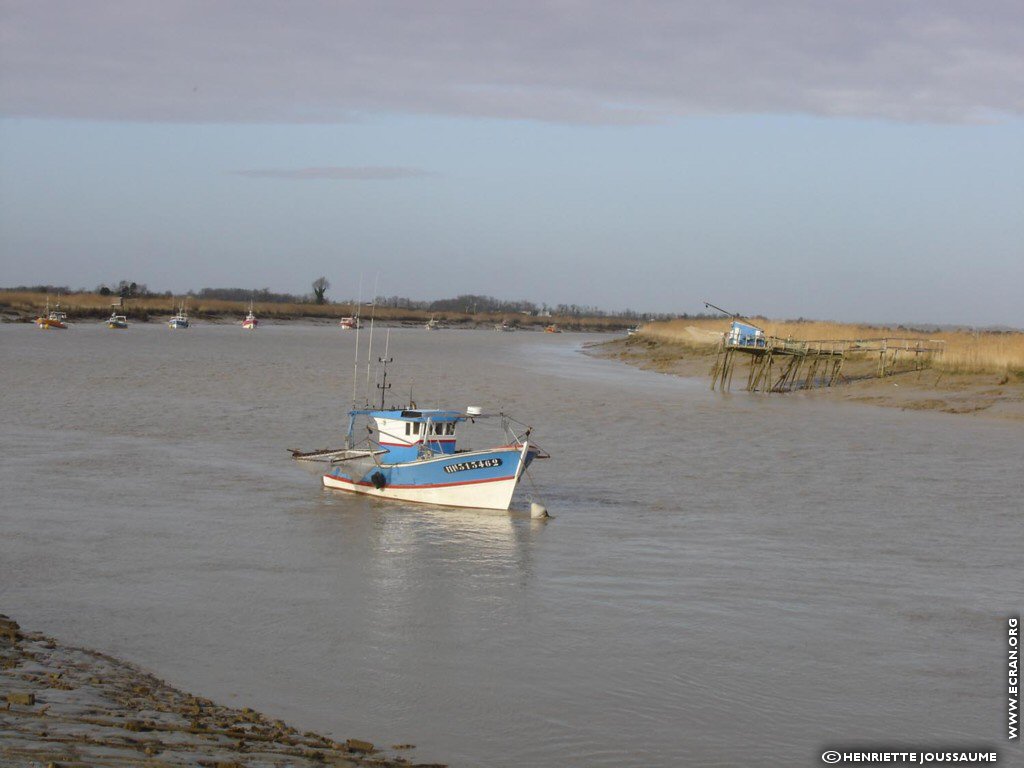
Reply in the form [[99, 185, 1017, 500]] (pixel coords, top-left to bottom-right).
[[705, 303, 944, 394]]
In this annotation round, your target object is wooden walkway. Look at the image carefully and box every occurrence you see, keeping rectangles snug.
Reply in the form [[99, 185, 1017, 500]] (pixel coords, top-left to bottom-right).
[[710, 336, 945, 393]]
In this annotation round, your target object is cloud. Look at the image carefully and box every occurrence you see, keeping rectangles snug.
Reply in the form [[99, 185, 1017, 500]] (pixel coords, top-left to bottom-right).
[[229, 166, 437, 180], [1, 1, 1021, 124]]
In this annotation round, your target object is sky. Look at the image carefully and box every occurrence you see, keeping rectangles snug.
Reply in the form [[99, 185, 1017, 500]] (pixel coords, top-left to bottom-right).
[[1, 1, 1022, 325]]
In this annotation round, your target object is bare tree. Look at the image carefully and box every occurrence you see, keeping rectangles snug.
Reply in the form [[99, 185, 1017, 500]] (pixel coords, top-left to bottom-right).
[[312, 276, 330, 304]]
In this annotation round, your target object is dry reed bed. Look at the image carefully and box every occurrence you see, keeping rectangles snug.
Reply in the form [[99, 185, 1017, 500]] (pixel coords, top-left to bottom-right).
[[0, 291, 632, 330], [637, 318, 1024, 375]]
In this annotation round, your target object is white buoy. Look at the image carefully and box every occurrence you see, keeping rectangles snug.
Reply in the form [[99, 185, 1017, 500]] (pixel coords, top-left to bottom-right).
[[530, 502, 549, 519]]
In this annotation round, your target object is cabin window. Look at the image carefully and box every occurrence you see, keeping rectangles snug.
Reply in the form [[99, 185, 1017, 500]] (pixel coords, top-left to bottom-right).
[[446, 423, 456, 435], [405, 423, 411, 435], [436, 423, 444, 434]]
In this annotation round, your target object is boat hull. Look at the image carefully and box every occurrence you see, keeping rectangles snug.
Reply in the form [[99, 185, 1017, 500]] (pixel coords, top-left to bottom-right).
[[36, 318, 67, 329], [322, 444, 536, 511]]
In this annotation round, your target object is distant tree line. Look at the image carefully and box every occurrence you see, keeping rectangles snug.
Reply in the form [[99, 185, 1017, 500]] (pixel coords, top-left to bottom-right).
[[96, 280, 156, 299], [372, 294, 684, 320], [193, 287, 313, 303], [375, 294, 539, 314], [5, 284, 74, 295], [2, 281, 689, 320]]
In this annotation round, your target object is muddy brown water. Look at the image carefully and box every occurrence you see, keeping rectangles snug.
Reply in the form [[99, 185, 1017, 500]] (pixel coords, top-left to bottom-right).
[[1, 323, 1020, 767]]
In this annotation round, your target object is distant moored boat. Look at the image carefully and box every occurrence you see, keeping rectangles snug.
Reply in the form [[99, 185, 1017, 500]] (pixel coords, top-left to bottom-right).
[[168, 302, 190, 329], [107, 312, 128, 329], [36, 297, 68, 330], [242, 301, 258, 330]]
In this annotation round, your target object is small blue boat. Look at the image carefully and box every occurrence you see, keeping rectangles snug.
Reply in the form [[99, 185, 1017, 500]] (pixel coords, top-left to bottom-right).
[[107, 312, 128, 329]]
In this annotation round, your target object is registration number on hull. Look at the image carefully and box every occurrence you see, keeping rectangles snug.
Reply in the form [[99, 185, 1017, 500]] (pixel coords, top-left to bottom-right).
[[443, 458, 504, 474]]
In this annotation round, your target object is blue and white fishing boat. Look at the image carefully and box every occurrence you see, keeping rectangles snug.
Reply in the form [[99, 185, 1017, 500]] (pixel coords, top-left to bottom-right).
[[106, 312, 129, 329], [168, 302, 190, 329], [291, 355, 548, 511]]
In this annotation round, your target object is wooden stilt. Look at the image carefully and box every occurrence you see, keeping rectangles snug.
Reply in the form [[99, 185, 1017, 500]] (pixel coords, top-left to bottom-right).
[[710, 343, 724, 390], [709, 334, 939, 393]]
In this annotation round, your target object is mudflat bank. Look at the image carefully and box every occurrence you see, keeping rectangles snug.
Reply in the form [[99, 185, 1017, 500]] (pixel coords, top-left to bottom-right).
[[586, 337, 1024, 422], [0, 615, 442, 768]]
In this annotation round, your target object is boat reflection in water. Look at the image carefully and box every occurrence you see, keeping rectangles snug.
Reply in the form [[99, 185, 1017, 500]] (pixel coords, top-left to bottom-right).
[[304, 490, 551, 585]]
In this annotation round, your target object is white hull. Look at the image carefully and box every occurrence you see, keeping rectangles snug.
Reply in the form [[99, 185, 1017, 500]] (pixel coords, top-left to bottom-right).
[[322, 442, 532, 511], [322, 472, 522, 510]]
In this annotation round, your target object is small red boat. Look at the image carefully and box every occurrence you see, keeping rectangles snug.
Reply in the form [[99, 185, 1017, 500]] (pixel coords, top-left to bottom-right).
[[242, 301, 258, 330]]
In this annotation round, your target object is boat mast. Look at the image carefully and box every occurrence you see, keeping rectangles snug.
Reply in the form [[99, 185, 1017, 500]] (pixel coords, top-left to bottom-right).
[[352, 274, 363, 408], [363, 273, 379, 405]]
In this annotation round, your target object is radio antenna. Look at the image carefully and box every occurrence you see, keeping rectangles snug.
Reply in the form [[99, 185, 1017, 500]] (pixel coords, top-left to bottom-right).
[[377, 329, 393, 409]]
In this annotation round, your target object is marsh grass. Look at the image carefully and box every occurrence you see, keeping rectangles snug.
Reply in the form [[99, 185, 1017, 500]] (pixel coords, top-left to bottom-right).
[[636, 318, 1024, 375]]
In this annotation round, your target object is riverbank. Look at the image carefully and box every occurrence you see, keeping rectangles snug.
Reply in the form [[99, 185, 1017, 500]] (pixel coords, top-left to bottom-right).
[[586, 336, 1024, 421], [0, 290, 632, 332], [0, 615, 442, 768]]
